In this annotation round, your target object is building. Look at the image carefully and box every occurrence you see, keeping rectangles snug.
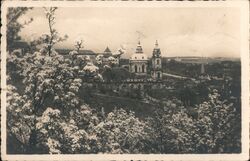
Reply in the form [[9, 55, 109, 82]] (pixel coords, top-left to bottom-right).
[[56, 49, 97, 62], [97, 46, 122, 66], [129, 41, 148, 75], [151, 40, 162, 79], [128, 40, 163, 79], [102, 46, 112, 61], [102, 46, 114, 65]]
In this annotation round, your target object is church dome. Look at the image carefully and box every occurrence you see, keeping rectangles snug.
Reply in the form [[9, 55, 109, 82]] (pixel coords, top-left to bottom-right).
[[130, 41, 148, 61], [130, 53, 148, 61]]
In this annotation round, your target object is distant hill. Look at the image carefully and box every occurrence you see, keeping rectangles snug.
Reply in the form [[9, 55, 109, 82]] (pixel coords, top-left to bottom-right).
[[163, 56, 240, 64]]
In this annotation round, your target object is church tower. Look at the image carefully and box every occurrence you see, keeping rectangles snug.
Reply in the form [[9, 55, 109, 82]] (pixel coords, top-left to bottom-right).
[[151, 40, 162, 79]]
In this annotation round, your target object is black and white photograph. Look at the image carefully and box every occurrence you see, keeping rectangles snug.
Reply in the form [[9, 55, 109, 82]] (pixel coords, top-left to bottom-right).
[[1, 1, 249, 160]]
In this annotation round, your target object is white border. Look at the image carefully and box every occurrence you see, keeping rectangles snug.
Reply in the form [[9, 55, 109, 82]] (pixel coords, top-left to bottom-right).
[[1, 1, 249, 161]]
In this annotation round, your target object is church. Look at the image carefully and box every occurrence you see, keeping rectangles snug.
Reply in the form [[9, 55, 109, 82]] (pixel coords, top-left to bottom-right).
[[129, 40, 163, 79]]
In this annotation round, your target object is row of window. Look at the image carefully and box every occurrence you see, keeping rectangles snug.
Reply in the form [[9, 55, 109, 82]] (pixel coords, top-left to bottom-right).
[[134, 56, 145, 59], [134, 64, 146, 73], [133, 62, 161, 73], [133, 58, 160, 65]]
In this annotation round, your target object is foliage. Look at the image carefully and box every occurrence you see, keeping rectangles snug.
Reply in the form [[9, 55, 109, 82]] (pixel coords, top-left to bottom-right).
[[7, 85, 33, 148], [102, 67, 131, 82], [194, 90, 241, 153], [147, 99, 196, 153], [35, 105, 100, 154], [93, 108, 149, 153], [147, 90, 240, 153], [7, 49, 101, 153], [7, 7, 33, 51]]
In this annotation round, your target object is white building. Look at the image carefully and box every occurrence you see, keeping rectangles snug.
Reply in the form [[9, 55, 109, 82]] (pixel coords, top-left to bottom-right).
[[129, 41, 148, 75]]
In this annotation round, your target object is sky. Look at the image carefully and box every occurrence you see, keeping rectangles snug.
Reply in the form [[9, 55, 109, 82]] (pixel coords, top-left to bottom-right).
[[19, 7, 241, 58]]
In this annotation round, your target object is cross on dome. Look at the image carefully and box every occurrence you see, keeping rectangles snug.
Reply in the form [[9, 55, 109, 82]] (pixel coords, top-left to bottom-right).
[[155, 40, 159, 48]]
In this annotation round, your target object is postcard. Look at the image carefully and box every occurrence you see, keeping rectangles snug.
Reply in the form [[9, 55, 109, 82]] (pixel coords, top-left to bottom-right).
[[1, 0, 249, 160]]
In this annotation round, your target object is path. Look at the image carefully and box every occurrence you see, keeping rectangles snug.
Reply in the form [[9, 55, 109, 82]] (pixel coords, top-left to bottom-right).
[[163, 72, 196, 81]]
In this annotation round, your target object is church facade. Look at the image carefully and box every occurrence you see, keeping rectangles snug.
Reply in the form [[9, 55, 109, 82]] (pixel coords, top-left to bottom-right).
[[129, 41, 148, 75], [129, 41, 163, 79]]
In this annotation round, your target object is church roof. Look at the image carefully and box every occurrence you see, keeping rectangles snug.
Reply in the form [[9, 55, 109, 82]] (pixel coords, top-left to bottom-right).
[[135, 41, 143, 53], [152, 40, 161, 58], [104, 46, 111, 53]]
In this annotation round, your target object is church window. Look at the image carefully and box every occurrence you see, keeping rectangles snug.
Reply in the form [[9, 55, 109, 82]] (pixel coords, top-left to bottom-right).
[[142, 56, 144, 59], [157, 59, 160, 65], [135, 57, 137, 59], [157, 72, 161, 79], [142, 64, 145, 73], [135, 65, 138, 73]]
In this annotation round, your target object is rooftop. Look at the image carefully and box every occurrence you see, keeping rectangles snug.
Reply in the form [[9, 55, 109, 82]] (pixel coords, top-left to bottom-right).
[[56, 49, 96, 55], [104, 46, 112, 53]]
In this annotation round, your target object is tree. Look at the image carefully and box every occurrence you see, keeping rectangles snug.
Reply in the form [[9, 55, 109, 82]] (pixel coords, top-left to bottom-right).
[[74, 37, 84, 53], [102, 67, 131, 82], [41, 7, 68, 56], [147, 99, 196, 153], [96, 54, 103, 66], [194, 90, 241, 153], [7, 7, 33, 51], [6, 84, 34, 153], [108, 56, 118, 67], [7, 51, 79, 152], [178, 85, 197, 107], [93, 108, 149, 153], [7, 46, 103, 153], [35, 105, 100, 154], [147, 91, 241, 153]]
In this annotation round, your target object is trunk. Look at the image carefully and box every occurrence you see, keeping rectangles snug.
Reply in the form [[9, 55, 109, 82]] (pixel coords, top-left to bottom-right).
[[28, 77, 45, 153], [47, 12, 54, 56], [28, 129, 38, 153]]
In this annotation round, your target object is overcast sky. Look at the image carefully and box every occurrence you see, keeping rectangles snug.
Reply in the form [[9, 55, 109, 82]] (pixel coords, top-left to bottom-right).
[[19, 7, 240, 58]]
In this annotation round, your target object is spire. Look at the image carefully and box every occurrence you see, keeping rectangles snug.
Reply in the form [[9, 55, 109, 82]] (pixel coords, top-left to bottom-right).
[[155, 40, 159, 48], [152, 40, 161, 57], [104, 46, 111, 53], [104, 46, 112, 57]]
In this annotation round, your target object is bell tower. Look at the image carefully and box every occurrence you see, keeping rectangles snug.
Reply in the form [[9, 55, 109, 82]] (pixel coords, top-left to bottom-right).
[[151, 40, 162, 79]]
